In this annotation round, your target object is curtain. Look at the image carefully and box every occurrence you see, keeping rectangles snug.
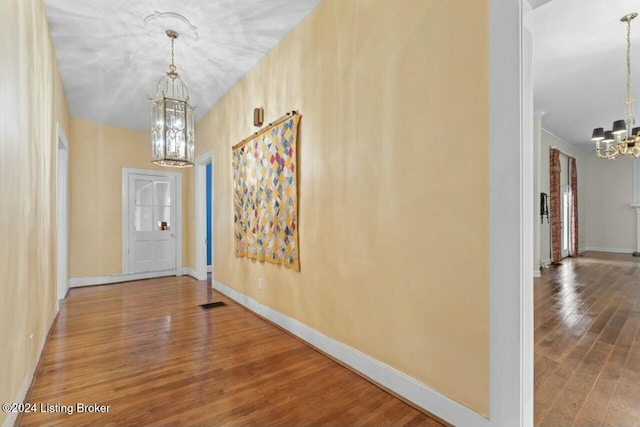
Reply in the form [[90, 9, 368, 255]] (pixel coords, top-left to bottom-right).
[[550, 148, 562, 263], [569, 157, 578, 257], [232, 114, 301, 271]]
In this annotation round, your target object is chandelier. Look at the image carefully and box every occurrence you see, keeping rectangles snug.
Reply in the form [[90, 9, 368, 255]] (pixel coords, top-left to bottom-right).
[[150, 29, 195, 167], [591, 13, 640, 159]]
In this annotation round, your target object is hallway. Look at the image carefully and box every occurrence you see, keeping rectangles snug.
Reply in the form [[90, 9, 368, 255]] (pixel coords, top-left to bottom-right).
[[19, 277, 442, 427]]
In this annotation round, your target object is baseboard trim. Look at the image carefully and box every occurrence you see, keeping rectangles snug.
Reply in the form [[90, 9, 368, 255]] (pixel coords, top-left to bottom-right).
[[581, 246, 635, 254], [2, 309, 58, 427], [541, 259, 551, 267], [69, 270, 180, 288], [212, 280, 488, 427], [182, 267, 198, 279], [533, 269, 541, 278]]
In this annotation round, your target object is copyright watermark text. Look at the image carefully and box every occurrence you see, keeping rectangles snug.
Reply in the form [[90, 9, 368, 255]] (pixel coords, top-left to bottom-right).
[[2, 402, 110, 415]]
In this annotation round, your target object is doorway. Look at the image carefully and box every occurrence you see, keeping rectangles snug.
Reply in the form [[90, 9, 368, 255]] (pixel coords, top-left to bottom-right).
[[122, 168, 183, 275], [195, 151, 213, 281], [557, 152, 570, 260], [56, 123, 69, 308], [561, 186, 570, 258]]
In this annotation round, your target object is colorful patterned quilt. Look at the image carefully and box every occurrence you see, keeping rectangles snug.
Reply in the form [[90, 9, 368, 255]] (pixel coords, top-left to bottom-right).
[[232, 114, 300, 271]]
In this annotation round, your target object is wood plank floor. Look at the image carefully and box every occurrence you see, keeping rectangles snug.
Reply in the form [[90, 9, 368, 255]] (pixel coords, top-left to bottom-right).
[[18, 276, 443, 427], [535, 251, 640, 427]]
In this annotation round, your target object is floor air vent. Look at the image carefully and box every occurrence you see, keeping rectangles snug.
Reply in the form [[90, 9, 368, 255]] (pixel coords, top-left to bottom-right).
[[200, 301, 227, 310]]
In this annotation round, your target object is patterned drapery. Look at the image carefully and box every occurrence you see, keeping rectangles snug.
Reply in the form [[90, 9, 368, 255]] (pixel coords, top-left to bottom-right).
[[232, 114, 301, 271], [550, 148, 562, 263], [569, 157, 578, 257]]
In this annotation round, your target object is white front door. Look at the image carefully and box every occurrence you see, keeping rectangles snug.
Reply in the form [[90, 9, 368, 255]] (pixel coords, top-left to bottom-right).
[[127, 173, 176, 273]]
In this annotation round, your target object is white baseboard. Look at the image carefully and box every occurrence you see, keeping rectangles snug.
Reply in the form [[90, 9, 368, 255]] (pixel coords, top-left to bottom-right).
[[212, 280, 488, 427], [533, 269, 541, 278], [69, 270, 180, 288], [182, 267, 210, 281], [581, 246, 634, 254], [182, 267, 197, 279], [541, 259, 551, 267], [2, 309, 57, 427]]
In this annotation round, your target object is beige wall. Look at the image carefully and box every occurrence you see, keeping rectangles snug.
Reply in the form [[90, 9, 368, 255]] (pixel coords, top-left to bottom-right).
[[582, 156, 635, 252], [190, 0, 489, 415], [0, 0, 70, 424], [69, 119, 190, 277]]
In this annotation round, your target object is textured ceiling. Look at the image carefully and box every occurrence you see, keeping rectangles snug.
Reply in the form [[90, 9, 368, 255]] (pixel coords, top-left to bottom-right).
[[44, 0, 321, 131], [530, 0, 640, 152]]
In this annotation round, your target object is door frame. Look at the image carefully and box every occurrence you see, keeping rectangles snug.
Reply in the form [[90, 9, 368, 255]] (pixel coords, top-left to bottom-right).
[[56, 122, 69, 309], [121, 167, 183, 275], [194, 151, 213, 281], [488, 0, 533, 426]]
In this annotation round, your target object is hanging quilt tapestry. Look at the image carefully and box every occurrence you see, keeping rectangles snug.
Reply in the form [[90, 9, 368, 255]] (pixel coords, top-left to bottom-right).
[[232, 113, 301, 271]]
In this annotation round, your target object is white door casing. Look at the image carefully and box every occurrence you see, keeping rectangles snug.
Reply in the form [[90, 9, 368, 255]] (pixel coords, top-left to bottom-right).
[[489, 0, 533, 426], [122, 168, 183, 275], [195, 151, 213, 281], [56, 123, 69, 307]]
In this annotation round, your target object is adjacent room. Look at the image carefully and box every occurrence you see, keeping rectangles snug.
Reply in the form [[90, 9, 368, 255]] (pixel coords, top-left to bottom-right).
[[529, 1, 640, 426]]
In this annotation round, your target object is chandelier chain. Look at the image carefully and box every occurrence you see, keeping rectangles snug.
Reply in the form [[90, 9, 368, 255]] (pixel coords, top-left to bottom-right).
[[628, 18, 632, 102], [170, 37, 176, 72]]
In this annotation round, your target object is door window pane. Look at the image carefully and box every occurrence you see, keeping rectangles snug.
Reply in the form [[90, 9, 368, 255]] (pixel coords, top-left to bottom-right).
[[135, 206, 153, 231], [135, 180, 153, 206], [155, 181, 171, 206], [132, 177, 173, 231]]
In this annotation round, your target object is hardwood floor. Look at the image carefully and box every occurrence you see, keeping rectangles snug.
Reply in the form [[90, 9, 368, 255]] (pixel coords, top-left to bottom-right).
[[19, 276, 443, 427], [535, 252, 640, 427]]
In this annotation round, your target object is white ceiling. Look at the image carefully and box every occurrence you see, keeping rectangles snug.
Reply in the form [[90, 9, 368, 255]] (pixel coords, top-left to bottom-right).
[[44, 0, 321, 131], [46, 0, 640, 144], [530, 0, 640, 152]]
